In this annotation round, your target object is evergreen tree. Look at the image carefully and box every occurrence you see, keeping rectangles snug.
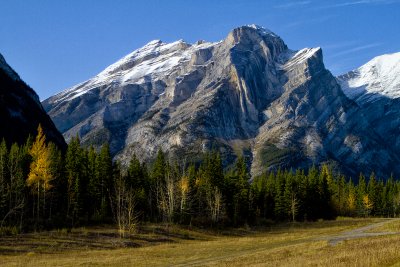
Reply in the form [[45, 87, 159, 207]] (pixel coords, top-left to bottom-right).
[[87, 146, 101, 219], [126, 154, 147, 219], [284, 171, 298, 222], [274, 169, 287, 220], [65, 136, 83, 224], [47, 142, 64, 221], [233, 156, 250, 224], [357, 174, 367, 216], [96, 143, 113, 219]]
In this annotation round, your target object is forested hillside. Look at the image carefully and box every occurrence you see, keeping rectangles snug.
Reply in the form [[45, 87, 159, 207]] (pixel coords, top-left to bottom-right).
[[1, 126, 400, 234]]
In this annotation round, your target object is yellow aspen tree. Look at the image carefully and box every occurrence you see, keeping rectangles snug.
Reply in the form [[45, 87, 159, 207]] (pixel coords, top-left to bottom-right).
[[27, 125, 53, 222], [179, 176, 189, 215], [363, 194, 373, 217], [347, 192, 356, 215]]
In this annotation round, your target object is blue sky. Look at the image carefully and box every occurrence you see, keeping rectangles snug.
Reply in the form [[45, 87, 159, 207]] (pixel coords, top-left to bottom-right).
[[0, 0, 399, 100]]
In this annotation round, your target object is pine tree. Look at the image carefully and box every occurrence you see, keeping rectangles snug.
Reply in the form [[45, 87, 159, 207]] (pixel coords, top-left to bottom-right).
[[152, 149, 166, 185], [335, 175, 346, 216], [65, 136, 83, 224], [318, 167, 333, 219], [6, 143, 26, 227], [274, 169, 287, 220], [346, 179, 356, 216], [87, 146, 100, 218], [126, 154, 147, 218], [234, 156, 250, 224], [304, 166, 318, 220], [367, 173, 379, 215], [96, 143, 113, 219], [284, 172, 298, 222], [357, 174, 367, 216], [47, 142, 64, 220], [152, 149, 167, 220]]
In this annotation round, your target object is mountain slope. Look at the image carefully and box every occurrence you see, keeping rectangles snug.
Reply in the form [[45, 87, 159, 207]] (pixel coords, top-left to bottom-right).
[[338, 52, 400, 102], [0, 53, 65, 147], [338, 52, 400, 166], [43, 25, 400, 178]]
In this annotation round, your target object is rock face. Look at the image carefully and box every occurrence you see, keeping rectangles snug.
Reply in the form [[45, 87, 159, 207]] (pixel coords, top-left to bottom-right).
[[338, 52, 400, 174], [0, 53, 65, 147], [43, 25, 400, 178]]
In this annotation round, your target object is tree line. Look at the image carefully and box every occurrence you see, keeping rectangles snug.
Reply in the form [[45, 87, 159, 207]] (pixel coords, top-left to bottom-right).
[[1, 126, 400, 234]]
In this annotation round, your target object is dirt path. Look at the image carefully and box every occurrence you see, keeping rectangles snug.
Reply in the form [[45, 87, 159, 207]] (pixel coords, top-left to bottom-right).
[[174, 219, 400, 266], [322, 218, 400, 246]]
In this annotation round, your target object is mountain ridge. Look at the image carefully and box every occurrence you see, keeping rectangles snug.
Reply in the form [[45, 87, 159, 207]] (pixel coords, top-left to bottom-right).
[[0, 53, 66, 147], [43, 25, 400, 178]]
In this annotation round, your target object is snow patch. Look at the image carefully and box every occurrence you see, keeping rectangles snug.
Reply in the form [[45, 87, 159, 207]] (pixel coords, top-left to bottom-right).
[[277, 47, 320, 70], [247, 24, 278, 37]]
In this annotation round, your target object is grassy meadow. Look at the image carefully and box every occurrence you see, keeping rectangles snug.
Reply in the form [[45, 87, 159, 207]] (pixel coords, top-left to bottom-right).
[[1, 218, 400, 266]]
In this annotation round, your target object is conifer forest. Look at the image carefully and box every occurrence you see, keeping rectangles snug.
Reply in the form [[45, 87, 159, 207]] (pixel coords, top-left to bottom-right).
[[1, 125, 400, 234]]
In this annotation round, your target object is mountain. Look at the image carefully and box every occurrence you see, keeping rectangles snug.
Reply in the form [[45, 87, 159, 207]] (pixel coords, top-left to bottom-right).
[[338, 52, 400, 171], [0, 53, 65, 147], [43, 25, 400, 178]]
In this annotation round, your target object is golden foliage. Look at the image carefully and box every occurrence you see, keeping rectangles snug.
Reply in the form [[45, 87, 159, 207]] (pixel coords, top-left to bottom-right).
[[179, 176, 189, 194], [347, 192, 356, 212], [27, 125, 53, 191], [363, 194, 373, 212]]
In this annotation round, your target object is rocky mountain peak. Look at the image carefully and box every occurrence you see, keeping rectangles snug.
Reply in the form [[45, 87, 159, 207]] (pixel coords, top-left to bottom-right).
[[43, 26, 400, 178], [226, 25, 287, 60]]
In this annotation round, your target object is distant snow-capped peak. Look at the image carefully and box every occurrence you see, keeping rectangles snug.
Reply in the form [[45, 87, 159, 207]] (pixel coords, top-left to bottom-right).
[[338, 52, 400, 101]]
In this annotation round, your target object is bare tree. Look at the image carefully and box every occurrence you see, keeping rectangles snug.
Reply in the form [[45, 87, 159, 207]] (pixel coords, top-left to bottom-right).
[[1, 198, 24, 228], [289, 192, 298, 222], [158, 171, 177, 223], [207, 187, 222, 223], [114, 176, 138, 238]]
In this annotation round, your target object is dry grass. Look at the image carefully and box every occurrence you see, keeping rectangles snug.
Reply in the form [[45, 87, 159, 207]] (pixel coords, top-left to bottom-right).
[[368, 218, 400, 233], [1, 218, 399, 267]]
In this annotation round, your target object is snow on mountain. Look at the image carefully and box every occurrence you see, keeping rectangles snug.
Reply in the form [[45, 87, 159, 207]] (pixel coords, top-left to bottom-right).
[[247, 24, 278, 37], [338, 52, 400, 102], [43, 25, 400, 178], [278, 47, 321, 70], [53, 39, 218, 104]]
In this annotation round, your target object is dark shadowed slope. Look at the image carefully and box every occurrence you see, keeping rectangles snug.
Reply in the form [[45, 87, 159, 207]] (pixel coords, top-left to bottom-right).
[[0, 53, 65, 147]]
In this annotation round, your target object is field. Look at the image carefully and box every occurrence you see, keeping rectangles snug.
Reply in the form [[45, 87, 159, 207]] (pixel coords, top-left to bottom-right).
[[1, 218, 400, 266]]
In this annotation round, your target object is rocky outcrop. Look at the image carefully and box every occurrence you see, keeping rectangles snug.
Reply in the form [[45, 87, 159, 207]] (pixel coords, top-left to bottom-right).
[[43, 25, 400, 178], [0, 53, 65, 147]]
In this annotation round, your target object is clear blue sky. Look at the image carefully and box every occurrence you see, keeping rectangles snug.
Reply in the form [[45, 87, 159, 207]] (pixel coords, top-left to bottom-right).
[[1, 0, 399, 100]]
